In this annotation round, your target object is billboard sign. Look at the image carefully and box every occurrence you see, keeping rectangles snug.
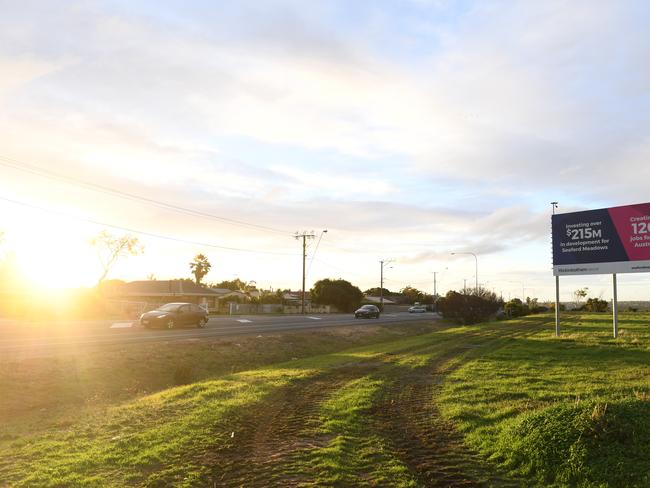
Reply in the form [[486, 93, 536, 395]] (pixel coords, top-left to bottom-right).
[[552, 202, 650, 276]]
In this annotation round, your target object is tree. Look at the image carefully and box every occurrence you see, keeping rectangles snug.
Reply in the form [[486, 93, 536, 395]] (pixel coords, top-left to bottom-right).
[[438, 287, 501, 324], [91, 230, 143, 284], [311, 278, 364, 313], [189, 254, 211, 285], [364, 287, 392, 296], [400, 286, 425, 304], [212, 278, 247, 291], [573, 288, 588, 309]]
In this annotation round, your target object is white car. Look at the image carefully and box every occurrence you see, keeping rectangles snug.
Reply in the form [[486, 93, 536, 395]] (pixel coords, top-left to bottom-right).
[[408, 305, 427, 313]]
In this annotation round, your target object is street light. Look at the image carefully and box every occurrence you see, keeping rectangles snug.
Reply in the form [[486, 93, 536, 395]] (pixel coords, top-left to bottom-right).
[[451, 252, 478, 291]]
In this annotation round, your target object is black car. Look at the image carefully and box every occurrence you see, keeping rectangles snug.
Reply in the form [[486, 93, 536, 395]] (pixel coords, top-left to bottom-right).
[[355, 304, 380, 319], [140, 302, 208, 329]]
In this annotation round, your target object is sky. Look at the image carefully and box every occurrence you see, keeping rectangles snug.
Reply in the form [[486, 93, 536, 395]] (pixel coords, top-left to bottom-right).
[[1, 0, 650, 301]]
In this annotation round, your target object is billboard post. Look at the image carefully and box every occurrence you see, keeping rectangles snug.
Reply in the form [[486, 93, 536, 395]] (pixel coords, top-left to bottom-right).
[[555, 275, 560, 337], [612, 273, 618, 338], [552, 202, 650, 338]]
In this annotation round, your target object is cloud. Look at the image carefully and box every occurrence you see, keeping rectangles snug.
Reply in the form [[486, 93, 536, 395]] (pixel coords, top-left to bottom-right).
[[2, 0, 650, 298]]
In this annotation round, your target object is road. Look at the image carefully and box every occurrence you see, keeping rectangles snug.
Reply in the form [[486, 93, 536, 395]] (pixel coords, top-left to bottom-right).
[[0, 312, 437, 354]]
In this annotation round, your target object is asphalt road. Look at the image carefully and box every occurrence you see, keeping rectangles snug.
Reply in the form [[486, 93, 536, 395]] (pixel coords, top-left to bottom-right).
[[0, 312, 438, 354]]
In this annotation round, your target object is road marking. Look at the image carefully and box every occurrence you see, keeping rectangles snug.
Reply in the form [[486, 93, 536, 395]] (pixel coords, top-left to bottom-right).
[[236, 319, 252, 323], [384, 314, 397, 317], [306, 316, 322, 320], [110, 322, 133, 329]]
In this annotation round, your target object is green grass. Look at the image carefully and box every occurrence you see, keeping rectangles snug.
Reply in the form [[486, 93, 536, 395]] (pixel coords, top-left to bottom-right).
[[296, 375, 417, 487], [0, 326, 457, 486], [3, 313, 650, 486], [439, 312, 650, 487], [0, 321, 435, 441]]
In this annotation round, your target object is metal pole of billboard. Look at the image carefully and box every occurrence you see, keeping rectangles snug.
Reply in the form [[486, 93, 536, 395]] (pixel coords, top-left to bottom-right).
[[612, 273, 619, 338], [552, 202, 559, 336], [555, 275, 560, 337]]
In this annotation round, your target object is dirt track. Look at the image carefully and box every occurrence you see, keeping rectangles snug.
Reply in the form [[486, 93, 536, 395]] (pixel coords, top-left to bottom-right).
[[200, 332, 528, 487]]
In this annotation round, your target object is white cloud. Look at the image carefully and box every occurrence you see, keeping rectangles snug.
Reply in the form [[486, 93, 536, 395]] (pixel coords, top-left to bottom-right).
[[1, 0, 650, 298]]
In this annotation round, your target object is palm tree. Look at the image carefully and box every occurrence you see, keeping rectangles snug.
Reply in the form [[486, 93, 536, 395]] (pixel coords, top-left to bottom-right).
[[189, 254, 211, 285]]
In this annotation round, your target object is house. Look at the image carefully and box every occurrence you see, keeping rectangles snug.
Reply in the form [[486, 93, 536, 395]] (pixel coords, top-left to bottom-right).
[[363, 295, 397, 305], [282, 291, 311, 305], [102, 280, 223, 311], [209, 288, 250, 303]]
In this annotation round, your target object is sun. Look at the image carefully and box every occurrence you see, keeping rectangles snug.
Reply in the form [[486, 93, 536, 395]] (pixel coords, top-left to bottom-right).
[[9, 219, 99, 290]]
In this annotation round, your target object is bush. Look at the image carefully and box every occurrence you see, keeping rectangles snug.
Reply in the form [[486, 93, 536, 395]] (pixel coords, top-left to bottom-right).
[[504, 298, 530, 318], [584, 297, 608, 312], [495, 400, 650, 486], [437, 288, 501, 324]]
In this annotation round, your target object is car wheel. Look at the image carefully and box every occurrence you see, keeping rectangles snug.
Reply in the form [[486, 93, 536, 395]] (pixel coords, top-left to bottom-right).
[[197, 317, 207, 328], [166, 319, 175, 329]]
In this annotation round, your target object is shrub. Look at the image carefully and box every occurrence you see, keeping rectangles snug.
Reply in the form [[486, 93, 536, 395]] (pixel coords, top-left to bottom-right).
[[504, 298, 530, 318], [437, 288, 501, 324], [584, 297, 608, 312], [495, 400, 650, 486]]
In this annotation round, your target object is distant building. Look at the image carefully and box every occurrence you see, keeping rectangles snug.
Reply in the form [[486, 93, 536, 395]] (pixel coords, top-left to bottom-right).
[[363, 295, 397, 305], [102, 280, 223, 310]]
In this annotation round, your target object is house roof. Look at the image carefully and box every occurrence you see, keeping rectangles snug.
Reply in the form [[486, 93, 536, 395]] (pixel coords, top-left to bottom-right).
[[210, 288, 236, 295], [283, 291, 311, 301], [364, 295, 397, 305], [105, 280, 221, 297]]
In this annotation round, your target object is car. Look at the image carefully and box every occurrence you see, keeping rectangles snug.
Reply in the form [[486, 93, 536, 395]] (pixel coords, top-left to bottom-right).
[[355, 304, 380, 319], [408, 305, 427, 313], [140, 302, 209, 329]]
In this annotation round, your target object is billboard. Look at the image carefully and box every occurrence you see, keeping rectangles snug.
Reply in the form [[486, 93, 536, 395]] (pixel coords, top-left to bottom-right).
[[552, 202, 650, 276]]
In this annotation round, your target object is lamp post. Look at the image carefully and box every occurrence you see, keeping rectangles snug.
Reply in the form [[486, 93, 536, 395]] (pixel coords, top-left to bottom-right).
[[451, 252, 478, 291]]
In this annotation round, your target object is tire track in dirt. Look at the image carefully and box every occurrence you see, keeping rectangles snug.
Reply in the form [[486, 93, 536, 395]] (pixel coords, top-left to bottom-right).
[[370, 329, 539, 487], [204, 362, 384, 487], [202, 324, 544, 487]]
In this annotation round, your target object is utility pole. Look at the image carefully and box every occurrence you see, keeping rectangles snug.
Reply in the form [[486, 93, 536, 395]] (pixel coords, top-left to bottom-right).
[[433, 272, 437, 298], [295, 231, 315, 314], [379, 259, 393, 311]]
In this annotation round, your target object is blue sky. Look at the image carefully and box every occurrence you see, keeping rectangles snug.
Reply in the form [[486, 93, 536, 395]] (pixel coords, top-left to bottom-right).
[[1, 0, 649, 300]]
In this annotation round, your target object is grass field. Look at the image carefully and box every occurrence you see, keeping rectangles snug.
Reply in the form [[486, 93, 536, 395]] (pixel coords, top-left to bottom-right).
[[1, 313, 649, 486]]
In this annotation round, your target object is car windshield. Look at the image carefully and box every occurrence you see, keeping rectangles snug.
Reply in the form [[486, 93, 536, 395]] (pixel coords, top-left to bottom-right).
[[157, 303, 182, 312], [361, 305, 375, 309]]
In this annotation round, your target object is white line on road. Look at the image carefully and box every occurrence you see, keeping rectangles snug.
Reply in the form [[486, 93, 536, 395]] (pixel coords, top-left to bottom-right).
[[110, 322, 134, 329], [306, 316, 322, 320], [236, 319, 253, 323]]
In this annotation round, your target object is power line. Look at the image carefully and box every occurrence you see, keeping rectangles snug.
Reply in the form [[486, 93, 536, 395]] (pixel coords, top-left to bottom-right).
[[0, 195, 298, 256], [0, 155, 290, 236]]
